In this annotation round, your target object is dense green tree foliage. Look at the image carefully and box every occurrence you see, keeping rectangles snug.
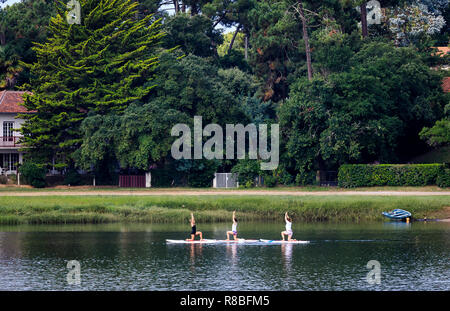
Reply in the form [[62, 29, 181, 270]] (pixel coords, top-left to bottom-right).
[[19, 0, 165, 167], [76, 53, 249, 174], [245, 0, 303, 102], [162, 13, 223, 57], [420, 119, 450, 146], [1, 0, 447, 186], [0, 0, 56, 89], [279, 41, 447, 183]]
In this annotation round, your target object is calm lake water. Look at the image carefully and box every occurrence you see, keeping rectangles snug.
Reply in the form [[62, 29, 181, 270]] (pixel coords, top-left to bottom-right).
[[0, 221, 449, 291]]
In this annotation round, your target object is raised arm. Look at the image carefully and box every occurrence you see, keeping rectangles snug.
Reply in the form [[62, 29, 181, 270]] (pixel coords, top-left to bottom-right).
[[285, 212, 288, 222], [191, 213, 195, 225], [232, 211, 236, 222]]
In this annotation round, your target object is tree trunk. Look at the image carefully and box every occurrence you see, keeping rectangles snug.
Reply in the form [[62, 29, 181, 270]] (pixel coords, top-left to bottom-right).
[[360, 2, 368, 38], [317, 157, 327, 186], [298, 0, 312, 81], [228, 24, 241, 55], [191, 1, 199, 16], [181, 1, 186, 13], [213, 12, 226, 28], [244, 33, 248, 60], [173, 0, 179, 14]]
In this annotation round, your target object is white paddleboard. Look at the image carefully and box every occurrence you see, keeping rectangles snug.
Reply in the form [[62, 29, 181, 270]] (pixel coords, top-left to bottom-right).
[[216, 239, 259, 243], [166, 239, 217, 244], [259, 239, 309, 244]]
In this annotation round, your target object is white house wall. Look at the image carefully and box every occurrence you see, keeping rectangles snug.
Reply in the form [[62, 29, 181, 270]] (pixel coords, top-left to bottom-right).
[[0, 113, 25, 174], [0, 113, 25, 137]]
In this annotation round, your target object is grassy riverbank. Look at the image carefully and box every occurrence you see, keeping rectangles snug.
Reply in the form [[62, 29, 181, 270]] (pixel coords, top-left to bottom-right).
[[0, 185, 448, 192], [0, 195, 448, 225]]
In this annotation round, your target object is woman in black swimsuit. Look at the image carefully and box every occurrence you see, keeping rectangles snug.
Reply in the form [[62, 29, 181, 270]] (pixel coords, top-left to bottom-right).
[[186, 213, 203, 241]]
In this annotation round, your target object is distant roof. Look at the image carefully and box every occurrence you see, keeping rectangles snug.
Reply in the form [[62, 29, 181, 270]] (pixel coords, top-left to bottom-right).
[[433, 47, 449, 57], [443, 77, 450, 93], [0, 90, 32, 113]]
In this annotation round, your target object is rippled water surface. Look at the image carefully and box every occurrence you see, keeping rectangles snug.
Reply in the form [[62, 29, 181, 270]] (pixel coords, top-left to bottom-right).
[[0, 222, 449, 290]]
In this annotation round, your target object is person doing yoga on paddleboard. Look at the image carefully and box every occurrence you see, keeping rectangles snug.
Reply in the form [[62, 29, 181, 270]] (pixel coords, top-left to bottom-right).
[[226, 211, 238, 240], [281, 212, 296, 241], [186, 213, 203, 241]]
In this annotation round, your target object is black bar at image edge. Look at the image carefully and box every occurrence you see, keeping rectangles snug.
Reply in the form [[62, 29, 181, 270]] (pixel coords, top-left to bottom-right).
[[0, 291, 448, 309]]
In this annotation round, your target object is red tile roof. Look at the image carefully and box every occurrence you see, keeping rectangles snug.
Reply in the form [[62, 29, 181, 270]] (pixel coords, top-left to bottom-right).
[[443, 77, 450, 93], [0, 90, 32, 113], [434, 47, 449, 57]]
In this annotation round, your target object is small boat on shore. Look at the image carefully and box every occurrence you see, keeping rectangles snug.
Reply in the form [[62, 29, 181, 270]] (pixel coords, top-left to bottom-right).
[[382, 209, 412, 220]]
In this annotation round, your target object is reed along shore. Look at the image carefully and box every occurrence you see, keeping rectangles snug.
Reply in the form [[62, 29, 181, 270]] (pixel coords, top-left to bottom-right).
[[0, 194, 448, 225]]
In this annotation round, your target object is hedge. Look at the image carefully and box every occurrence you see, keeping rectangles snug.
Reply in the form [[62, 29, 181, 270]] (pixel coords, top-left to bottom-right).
[[437, 167, 450, 188], [338, 164, 446, 188]]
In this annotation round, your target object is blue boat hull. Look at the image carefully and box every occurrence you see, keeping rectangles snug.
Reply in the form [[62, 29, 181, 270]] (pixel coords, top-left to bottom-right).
[[382, 209, 412, 220]]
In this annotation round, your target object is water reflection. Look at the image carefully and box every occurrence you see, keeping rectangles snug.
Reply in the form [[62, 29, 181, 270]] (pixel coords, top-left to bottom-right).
[[281, 243, 293, 274], [189, 244, 203, 272], [226, 243, 238, 266], [0, 232, 24, 259], [0, 222, 448, 290], [382, 222, 412, 230]]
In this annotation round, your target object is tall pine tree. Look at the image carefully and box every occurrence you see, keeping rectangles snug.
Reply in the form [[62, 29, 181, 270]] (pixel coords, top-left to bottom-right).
[[19, 0, 165, 167]]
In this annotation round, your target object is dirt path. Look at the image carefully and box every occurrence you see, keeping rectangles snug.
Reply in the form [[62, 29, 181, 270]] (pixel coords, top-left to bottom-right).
[[1, 190, 450, 196]]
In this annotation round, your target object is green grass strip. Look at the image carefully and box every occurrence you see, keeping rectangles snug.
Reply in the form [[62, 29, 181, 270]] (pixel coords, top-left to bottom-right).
[[0, 195, 448, 224]]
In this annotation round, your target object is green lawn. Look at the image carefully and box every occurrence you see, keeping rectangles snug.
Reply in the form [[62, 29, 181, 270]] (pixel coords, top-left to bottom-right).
[[0, 185, 448, 192]]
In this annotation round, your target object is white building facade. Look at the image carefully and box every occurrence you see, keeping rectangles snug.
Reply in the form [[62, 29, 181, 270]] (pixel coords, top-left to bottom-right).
[[0, 91, 30, 175]]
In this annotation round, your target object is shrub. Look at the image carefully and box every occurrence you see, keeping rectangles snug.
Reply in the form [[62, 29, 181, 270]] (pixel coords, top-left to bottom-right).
[[295, 168, 316, 186], [64, 169, 82, 186], [8, 174, 17, 184], [231, 159, 261, 188], [19, 161, 47, 188], [239, 180, 254, 188], [186, 160, 217, 188], [263, 174, 277, 187], [0, 175, 8, 184], [151, 167, 178, 187], [437, 167, 450, 188], [274, 166, 294, 185], [338, 164, 443, 188]]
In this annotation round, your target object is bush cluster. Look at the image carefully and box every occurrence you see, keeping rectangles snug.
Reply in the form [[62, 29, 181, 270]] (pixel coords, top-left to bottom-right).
[[437, 167, 450, 188], [338, 164, 445, 188], [19, 162, 47, 188]]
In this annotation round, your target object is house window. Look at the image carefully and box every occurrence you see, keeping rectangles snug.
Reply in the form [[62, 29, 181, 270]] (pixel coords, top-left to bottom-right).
[[1, 154, 9, 172], [0, 153, 19, 172], [3, 121, 14, 142], [10, 153, 19, 171]]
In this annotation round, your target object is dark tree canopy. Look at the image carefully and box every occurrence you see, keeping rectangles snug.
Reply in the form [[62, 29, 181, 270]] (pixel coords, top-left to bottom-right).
[[19, 0, 165, 167], [1, 0, 446, 186]]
